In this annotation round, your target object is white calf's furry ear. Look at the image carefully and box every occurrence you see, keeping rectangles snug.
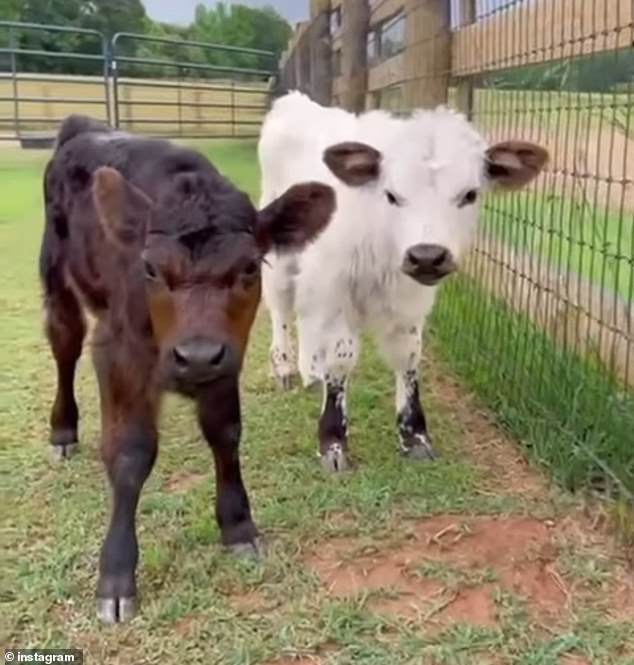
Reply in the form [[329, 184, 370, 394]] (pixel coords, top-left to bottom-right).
[[323, 142, 382, 187], [486, 141, 549, 190]]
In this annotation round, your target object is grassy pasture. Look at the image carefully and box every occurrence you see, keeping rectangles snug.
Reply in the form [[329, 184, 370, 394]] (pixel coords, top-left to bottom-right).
[[1, 142, 633, 664]]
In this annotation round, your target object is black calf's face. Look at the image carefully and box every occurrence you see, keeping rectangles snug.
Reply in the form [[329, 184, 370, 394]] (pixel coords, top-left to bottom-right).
[[93, 167, 335, 394], [140, 229, 262, 393]]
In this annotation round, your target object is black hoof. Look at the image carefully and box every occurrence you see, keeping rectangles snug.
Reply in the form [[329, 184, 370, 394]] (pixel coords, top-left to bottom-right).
[[96, 596, 138, 624], [401, 434, 438, 461], [320, 443, 350, 473], [227, 536, 266, 559], [50, 442, 78, 462]]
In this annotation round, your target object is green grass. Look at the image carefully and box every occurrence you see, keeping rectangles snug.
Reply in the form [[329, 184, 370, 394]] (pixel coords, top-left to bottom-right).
[[431, 273, 634, 498], [485, 192, 634, 301], [1, 142, 632, 664]]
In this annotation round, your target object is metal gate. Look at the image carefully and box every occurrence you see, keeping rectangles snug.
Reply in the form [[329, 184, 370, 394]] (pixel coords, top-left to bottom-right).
[[0, 21, 109, 144], [110, 32, 276, 139], [0, 20, 277, 144]]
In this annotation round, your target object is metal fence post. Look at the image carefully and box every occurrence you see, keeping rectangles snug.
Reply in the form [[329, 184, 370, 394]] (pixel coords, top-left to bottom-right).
[[9, 26, 20, 139], [110, 40, 120, 129]]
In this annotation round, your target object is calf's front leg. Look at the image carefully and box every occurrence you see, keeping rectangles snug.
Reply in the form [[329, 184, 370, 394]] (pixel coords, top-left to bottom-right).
[[93, 334, 158, 624], [198, 379, 261, 556], [377, 324, 437, 460], [97, 419, 157, 623], [315, 328, 359, 473]]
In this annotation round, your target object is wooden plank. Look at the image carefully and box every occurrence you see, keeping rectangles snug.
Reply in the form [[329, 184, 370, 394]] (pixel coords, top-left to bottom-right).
[[452, 0, 634, 77], [368, 52, 405, 91], [404, 0, 451, 108], [370, 0, 404, 26]]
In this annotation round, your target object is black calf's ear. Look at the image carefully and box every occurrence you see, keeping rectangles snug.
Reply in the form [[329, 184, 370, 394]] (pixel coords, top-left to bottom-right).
[[256, 182, 336, 253], [486, 141, 549, 190], [92, 167, 153, 248], [323, 142, 382, 186]]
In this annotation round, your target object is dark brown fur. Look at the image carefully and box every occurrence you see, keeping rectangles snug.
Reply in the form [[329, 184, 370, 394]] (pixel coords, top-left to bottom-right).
[[40, 115, 335, 623]]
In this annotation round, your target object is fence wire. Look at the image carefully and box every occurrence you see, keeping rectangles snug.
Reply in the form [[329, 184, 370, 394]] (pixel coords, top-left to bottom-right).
[[283, 0, 633, 505]]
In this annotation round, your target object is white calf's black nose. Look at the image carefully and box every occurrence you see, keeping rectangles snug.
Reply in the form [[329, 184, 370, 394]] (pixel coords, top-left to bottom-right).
[[402, 243, 457, 286], [405, 244, 449, 270]]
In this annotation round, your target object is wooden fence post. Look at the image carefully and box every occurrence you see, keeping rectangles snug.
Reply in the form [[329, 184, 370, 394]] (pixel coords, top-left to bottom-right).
[[404, 0, 451, 108], [454, 0, 476, 118], [341, 0, 369, 113], [297, 26, 312, 95], [309, 0, 333, 105]]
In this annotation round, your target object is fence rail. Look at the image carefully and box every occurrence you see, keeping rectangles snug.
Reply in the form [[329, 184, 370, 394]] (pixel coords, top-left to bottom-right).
[[0, 20, 277, 142], [282, 0, 634, 506]]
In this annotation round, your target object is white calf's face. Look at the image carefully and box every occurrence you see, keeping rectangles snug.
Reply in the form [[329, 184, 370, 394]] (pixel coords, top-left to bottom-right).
[[322, 109, 548, 286]]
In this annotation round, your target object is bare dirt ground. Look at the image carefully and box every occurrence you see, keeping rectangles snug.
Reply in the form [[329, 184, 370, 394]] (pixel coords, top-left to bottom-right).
[[261, 365, 634, 665]]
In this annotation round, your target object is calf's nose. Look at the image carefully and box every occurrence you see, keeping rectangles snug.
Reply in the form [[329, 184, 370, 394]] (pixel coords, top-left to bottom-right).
[[172, 338, 229, 383], [402, 244, 457, 285]]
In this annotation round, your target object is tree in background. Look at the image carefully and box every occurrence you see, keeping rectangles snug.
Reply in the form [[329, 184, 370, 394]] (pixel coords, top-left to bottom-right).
[[2, 0, 147, 74], [1, 0, 290, 77], [190, 3, 290, 72]]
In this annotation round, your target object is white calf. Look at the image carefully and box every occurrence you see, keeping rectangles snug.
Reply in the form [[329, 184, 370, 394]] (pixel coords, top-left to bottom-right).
[[259, 92, 548, 472]]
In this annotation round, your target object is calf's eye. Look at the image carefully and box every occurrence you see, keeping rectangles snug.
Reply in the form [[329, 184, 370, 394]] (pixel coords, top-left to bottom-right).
[[242, 260, 260, 279], [458, 189, 479, 207], [143, 259, 159, 281]]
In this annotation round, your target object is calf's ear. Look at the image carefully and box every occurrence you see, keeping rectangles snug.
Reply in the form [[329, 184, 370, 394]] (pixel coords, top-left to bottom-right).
[[256, 182, 336, 253], [323, 141, 382, 186], [486, 140, 549, 190], [92, 166, 153, 248]]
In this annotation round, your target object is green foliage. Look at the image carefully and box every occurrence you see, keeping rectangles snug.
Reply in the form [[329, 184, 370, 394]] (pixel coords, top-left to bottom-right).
[[431, 273, 634, 499], [492, 49, 634, 93], [1, 0, 289, 78]]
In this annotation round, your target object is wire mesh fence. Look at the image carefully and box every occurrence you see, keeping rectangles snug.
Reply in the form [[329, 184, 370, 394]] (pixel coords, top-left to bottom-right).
[[281, 0, 633, 511]]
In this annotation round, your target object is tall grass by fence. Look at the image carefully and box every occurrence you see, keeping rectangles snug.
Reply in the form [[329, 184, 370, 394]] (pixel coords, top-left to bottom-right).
[[281, 0, 634, 509]]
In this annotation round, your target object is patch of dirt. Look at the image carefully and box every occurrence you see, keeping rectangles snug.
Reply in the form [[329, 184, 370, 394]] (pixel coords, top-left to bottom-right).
[[263, 656, 322, 665], [306, 516, 575, 629], [229, 590, 267, 614], [426, 364, 547, 498], [174, 614, 203, 638], [436, 585, 498, 628], [165, 471, 208, 493], [560, 657, 591, 665]]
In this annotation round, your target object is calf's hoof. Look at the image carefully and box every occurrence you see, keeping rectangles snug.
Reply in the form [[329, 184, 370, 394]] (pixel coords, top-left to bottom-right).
[[227, 536, 266, 559], [320, 443, 350, 473], [401, 434, 438, 461], [97, 573, 137, 623], [50, 441, 78, 462], [96, 595, 138, 624], [51, 427, 78, 459]]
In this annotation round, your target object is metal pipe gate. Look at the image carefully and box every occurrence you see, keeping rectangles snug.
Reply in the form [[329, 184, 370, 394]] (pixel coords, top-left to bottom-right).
[[0, 20, 277, 145]]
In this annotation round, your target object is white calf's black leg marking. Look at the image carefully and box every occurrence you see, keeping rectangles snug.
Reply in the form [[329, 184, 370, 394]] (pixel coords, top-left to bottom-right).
[[396, 369, 437, 461], [318, 377, 350, 472]]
